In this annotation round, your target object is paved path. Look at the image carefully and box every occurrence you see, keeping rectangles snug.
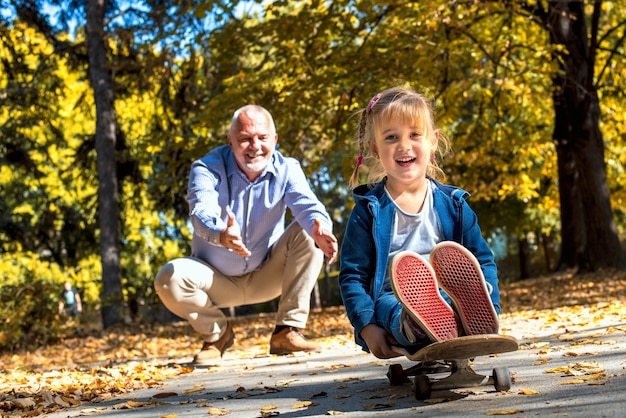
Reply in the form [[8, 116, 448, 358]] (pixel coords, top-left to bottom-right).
[[48, 314, 626, 418]]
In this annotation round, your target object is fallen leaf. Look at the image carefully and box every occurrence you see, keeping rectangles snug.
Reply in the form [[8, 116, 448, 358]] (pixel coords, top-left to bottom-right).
[[364, 402, 394, 410], [153, 392, 178, 399], [292, 400, 318, 408], [559, 379, 585, 385], [424, 398, 449, 403], [208, 407, 229, 415], [181, 387, 204, 394], [518, 388, 540, 395]]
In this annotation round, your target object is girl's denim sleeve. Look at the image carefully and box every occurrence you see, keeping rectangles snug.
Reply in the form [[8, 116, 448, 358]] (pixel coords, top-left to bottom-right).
[[338, 203, 378, 350]]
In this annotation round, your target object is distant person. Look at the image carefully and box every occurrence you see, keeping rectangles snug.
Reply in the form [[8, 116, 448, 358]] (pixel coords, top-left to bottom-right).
[[58, 281, 82, 318], [339, 87, 500, 359], [155, 104, 338, 365]]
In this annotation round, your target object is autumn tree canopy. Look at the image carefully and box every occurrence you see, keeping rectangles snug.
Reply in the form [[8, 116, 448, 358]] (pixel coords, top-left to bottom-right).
[[1, 0, 625, 344]]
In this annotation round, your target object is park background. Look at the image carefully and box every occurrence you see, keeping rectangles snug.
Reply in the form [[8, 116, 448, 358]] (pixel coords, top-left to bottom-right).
[[1, 0, 626, 352]]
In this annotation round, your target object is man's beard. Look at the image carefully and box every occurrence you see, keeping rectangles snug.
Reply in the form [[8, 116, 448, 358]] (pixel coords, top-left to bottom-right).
[[244, 159, 269, 175]]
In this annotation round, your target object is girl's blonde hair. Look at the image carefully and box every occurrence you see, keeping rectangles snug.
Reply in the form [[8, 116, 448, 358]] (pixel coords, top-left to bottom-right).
[[349, 86, 450, 189]]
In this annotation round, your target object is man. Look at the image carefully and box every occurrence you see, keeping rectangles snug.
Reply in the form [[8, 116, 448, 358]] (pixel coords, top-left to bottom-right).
[[155, 104, 338, 365]]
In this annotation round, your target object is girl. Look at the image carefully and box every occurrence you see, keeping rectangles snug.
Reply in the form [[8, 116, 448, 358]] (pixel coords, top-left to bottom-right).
[[339, 86, 500, 359]]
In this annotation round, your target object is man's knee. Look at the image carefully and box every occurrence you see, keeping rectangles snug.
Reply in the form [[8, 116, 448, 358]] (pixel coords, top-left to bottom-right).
[[155, 258, 215, 299], [154, 262, 175, 293], [154, 261, 193, 300]]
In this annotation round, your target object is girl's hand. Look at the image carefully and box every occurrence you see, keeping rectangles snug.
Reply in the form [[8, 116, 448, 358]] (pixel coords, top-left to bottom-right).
[[360, 324, 402, 359]]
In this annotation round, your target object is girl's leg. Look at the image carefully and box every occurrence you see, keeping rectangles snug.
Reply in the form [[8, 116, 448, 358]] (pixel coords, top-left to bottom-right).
[[390, 251, 460, 341], [373, 292, 431, 352], [430, 241, 499, 335]]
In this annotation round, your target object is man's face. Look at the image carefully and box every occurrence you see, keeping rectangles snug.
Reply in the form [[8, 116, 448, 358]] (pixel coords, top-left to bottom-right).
[[228, 110, 278, 181]]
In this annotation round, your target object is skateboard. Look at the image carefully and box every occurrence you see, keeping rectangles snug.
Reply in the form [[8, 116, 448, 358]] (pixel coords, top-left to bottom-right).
[[388, 334, 519, 400]]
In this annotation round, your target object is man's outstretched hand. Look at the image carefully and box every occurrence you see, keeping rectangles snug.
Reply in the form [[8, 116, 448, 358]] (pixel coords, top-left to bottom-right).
[[220, 210, 252, 257], [313, 218, 338, 264]]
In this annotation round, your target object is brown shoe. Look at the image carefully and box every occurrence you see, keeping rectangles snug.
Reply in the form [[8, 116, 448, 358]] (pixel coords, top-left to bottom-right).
[[193, 323, 235, 366], [269, 327, 321, 355]]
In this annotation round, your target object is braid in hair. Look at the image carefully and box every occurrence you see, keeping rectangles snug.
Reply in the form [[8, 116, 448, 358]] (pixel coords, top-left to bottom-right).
[[349, 93, 382, 189], [349, 110, 368, 189]]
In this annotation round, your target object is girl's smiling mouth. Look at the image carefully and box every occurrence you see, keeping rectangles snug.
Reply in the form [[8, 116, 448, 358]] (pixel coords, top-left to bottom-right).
[[396, 157, 416, 166]]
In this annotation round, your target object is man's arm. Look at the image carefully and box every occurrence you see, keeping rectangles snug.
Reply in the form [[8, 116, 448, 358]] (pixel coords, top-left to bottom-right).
[[187, 158, 228, 246], [283, 158, 337, 262]]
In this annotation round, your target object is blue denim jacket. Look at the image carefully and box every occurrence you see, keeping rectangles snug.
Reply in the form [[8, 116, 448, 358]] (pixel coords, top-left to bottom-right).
[[338, 178, 500, 350]]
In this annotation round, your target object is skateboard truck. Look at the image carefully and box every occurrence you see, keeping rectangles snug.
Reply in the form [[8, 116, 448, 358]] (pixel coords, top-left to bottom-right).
[[388, 334, 518, 400]]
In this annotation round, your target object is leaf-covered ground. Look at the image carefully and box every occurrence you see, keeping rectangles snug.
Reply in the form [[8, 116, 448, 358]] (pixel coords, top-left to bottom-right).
[[2, 269, 626, 416]]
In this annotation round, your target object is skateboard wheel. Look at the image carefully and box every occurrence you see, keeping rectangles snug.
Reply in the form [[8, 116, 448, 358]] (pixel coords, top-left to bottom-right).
[[387, 364, 405, 385], [414, 373, 432, 400], [492, 367, 512, 392]]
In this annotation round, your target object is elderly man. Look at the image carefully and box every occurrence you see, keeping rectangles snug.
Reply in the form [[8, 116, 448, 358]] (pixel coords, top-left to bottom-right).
[[155, 105, 337, 365]]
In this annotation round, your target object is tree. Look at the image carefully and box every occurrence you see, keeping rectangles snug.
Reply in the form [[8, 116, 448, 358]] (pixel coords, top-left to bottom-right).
[[86, 0, 124, 327], [522, 1, 625, 271], [235, 0, 626, 272]]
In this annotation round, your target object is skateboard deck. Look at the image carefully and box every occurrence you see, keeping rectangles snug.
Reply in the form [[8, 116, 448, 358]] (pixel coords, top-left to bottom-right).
[[388, 334, 519, 400], [393, 334, 518, 361]]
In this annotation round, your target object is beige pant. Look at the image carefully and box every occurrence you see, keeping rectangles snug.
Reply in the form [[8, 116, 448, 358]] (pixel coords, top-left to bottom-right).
[[154, 222, 324, 343]]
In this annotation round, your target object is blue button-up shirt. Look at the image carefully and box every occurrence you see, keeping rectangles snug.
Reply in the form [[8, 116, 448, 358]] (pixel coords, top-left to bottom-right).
[[187, 144, 333, 276]]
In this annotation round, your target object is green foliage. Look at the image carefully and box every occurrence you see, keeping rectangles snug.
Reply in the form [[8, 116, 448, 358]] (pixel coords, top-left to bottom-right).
[[1, 0, 626, 347], [0, 252, 98, 350]]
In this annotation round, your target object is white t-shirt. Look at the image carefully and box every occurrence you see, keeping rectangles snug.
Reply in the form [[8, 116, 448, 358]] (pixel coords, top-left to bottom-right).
[[384, 179, 442, 287]]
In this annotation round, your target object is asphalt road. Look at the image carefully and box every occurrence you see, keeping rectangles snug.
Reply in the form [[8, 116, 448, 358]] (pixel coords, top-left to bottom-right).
[[47, 312, 626, 418]]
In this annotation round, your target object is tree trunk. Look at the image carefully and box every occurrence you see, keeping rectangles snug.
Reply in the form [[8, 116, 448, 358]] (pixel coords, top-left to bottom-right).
[[518, 235, 532, 280], [86, 0, 124, 328], [541, 231, 558, 272], [546, 1, 624, 271]]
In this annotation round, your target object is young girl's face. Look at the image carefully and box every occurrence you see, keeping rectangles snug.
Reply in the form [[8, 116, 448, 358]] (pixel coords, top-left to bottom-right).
[[372, 116, 435, 187]]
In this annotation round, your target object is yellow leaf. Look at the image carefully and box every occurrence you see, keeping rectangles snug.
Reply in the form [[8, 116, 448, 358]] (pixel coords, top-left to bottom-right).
[[582, 373, 606, 381], [559, 379, 584, 385], [292, 401, 317, 408], [518, 388, 541, 395], [545, 366, 569, 373], [208, 407, 229, 415], [182, 387, 204, 394], [486, 410, 521, 415], [127, 400, 149, 408]]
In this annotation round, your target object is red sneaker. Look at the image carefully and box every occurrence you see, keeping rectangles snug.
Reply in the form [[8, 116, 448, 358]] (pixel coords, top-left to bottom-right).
[[390, 251, 459, 342], [430, 241, 499, 335]]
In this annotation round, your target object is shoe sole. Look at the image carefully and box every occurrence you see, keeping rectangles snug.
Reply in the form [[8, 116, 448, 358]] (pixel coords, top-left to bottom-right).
[[390, 251, 459, 342], [430, 241, 499, 335], [193, 325, 235, 366]]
